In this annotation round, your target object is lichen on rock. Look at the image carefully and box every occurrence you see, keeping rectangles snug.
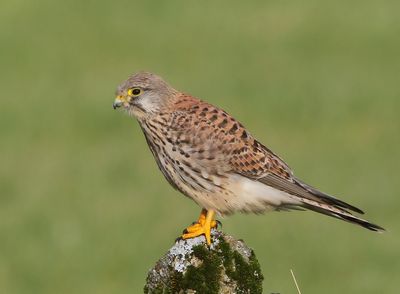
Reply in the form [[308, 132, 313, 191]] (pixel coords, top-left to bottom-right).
[[144, 229, 263, 293]]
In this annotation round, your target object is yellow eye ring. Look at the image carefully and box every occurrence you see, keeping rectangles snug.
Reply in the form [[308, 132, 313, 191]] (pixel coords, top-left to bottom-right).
[[128, 88, 142, 96]]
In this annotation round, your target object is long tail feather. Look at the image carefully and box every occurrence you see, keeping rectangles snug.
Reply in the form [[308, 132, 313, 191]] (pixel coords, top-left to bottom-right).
[[294, 178, 365, 214], [295, 197, 385, 232]]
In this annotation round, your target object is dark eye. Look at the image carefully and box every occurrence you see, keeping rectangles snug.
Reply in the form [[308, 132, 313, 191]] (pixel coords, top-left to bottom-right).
[[128, 88, 142, 96]]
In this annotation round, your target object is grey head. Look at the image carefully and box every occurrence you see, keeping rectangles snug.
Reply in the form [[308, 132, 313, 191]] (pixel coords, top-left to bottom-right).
[[113, 71, 177, 118]]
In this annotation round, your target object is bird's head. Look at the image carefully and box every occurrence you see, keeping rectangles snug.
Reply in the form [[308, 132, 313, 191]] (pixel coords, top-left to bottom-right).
[[113, 71, 177, 118]]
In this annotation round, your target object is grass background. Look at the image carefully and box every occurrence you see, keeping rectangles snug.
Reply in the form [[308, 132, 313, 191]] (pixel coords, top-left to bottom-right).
[[1, 0, 399, 293]]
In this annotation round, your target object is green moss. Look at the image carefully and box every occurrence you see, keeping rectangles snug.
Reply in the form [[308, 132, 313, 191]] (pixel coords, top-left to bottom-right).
[[218, 236, 264, 294], [219, 236, 234, 275], [181, 245, 222, 292], [232, 251, 263, 293], [150, 245, 222, 293], [168, 270, 183, 293]]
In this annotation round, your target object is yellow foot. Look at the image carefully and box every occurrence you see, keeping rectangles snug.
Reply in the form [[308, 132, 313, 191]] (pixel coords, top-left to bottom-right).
[[182, 209, 216, 245]]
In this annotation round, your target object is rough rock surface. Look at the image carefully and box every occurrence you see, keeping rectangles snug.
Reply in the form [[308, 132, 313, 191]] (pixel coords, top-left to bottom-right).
[[144, 229, 263, 293]]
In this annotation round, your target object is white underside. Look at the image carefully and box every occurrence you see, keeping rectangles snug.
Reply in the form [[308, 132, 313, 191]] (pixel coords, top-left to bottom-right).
[[231, 174, 301, 209], [196, 174, 302, 215]]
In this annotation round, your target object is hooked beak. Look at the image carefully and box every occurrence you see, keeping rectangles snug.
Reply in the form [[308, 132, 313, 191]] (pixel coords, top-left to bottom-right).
[[113, 95, 124, 109]]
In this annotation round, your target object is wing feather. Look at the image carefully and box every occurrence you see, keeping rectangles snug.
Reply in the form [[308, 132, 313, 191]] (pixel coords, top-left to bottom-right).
[[229, 136, 364, 215]]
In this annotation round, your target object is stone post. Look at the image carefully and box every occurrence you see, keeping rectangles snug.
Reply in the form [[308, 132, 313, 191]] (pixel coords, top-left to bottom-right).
[[144, 229, 264, 293]]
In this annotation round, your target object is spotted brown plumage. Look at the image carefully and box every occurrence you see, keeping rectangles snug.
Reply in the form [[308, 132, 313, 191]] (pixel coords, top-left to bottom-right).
[[113, 71, 384, 245]]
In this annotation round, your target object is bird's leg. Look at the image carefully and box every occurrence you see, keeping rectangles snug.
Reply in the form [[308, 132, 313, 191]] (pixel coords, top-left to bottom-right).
[[193, 208, 208, 227], [182, 209, 217, 245], [184, 209, 218, 232]]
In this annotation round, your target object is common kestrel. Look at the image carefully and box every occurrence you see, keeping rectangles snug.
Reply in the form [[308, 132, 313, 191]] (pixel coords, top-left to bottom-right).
[[113, 71, 384, 245]]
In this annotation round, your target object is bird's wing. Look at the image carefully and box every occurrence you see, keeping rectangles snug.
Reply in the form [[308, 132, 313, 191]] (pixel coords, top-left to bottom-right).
[[226, 126, 365, 214]]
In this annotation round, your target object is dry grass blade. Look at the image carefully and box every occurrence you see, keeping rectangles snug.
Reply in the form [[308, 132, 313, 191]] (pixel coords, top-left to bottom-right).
[[290, 269, 302, 294]]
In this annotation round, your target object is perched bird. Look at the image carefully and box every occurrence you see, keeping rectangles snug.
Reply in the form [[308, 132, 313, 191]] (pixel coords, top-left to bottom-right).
[[113, 71, 384, 245]]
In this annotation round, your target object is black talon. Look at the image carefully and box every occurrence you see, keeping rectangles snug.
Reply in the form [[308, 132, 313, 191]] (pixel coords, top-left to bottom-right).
[[216, 220, 222, 228]]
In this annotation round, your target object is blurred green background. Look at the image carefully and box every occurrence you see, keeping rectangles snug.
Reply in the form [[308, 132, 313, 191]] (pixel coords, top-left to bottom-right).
[[1, 0, 399, 293]]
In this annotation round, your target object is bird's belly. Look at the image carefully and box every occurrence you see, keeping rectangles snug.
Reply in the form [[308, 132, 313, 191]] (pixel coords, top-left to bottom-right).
[[223, 174, 302, 214], [180, 173, 303, 215], [157, 153, 217, 199], [153, 151, 299, 215]]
